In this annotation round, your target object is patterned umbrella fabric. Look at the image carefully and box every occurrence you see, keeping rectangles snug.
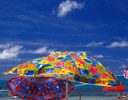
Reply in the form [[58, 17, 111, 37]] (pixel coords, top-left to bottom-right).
[[4, 51, 119, 86], [124, 68, 128, 79], [123, 68, 128, 93], [6, 76, 75, 100]]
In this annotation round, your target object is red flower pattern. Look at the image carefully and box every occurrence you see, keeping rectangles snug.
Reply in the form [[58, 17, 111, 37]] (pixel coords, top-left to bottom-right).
[[89, 66, 98, 75]]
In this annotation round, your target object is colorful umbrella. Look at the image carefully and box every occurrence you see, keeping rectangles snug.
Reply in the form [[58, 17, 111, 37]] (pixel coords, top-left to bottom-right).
[[6, 76, 75, 100], [4, 51, 119, 100], [124, 68, 128, 79], [123, 68, 128, 93], [103, 82, 126, 92], [4, 51, 119, 86]]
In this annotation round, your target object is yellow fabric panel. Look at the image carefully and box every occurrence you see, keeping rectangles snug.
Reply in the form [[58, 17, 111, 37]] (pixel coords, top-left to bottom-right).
[[75, 62, 84, 69], [39, 60, 49, 64]]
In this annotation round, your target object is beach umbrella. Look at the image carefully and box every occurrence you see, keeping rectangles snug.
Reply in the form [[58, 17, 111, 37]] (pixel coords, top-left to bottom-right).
[[124, 68, 128, 79], [4, 51, 119, 100], [103, 82, 126, 92], [123, 68, 128, 93], [103, 82, 126, 100], [6, 76, 75, 100]]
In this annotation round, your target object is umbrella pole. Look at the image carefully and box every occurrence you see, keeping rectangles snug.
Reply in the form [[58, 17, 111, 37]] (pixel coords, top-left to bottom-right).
[[66, 74, 68, 100]]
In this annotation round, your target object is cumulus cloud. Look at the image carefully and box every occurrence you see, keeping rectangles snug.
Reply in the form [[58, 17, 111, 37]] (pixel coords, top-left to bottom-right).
[[93, 55, 104, 58], [26, 47, 48, 54], [0, 43, 54, 60], [85, 42, 104, 47], [26, 46, 54, 54], [106, 41, 128, 48], [0, 45, 23, 60], [0, 43, 12, 49], [57, 0, 84, 17]]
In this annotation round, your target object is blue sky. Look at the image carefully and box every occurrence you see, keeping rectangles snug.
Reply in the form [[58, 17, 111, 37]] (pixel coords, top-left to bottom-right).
[[0, 0, 128, 80]]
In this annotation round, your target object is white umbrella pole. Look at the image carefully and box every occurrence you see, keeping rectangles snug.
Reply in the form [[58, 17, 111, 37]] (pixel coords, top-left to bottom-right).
[[66, 74, 68, 100]]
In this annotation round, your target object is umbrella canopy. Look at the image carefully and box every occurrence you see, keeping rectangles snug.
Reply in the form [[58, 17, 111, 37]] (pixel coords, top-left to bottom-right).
[[103, 82, 126, 92], [6, 76, 75, 100], [124, 68, 128, 79], [123, 68, 128, 93], [4, 51, 119, 86]]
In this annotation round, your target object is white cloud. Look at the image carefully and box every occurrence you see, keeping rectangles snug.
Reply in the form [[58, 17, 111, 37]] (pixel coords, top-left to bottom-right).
[[27, 46, 49, 54], [0, 43, 54, 60], [120, 64, 127, 69], [33, 47, 48, 54], [0, 43, 12, 49], [57, 0, 84, 17], [106, 41, 128, 48], [85, 42, 104, 47], [93, 55, 104, 58], [0, 45, 23, 60]]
